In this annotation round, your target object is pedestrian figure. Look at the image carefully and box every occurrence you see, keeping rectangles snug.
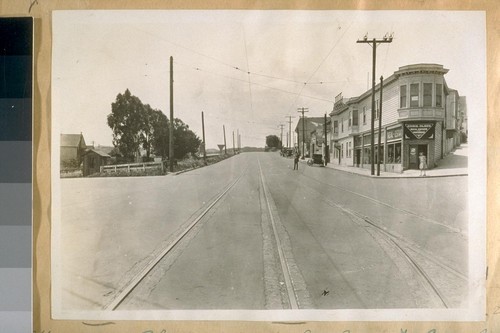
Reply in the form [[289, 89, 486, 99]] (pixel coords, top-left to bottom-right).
[[419, 152, 427, 176], [293, 151, 300, 170]]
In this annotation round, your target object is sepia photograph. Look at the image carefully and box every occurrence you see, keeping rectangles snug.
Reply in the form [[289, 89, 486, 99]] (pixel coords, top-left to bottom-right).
[[51, 9, 486, 321]]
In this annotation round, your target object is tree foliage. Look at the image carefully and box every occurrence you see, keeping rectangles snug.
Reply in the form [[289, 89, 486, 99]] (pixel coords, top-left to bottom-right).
[[172, 118, 202, 160], [107, 89, 144, 161], [266, 135, 281, 148], [107, 89, 201, 162]]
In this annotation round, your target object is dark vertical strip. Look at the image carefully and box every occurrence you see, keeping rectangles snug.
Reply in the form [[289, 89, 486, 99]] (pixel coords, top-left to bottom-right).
[[0, 17, 33, 330]]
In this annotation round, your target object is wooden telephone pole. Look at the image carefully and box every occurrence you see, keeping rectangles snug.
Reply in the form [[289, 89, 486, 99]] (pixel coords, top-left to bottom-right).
[[169, 56, 174, 172], [357, 33, 393, 175], [279, 124, 284, 149], [202, 111, 207, 165], [223, 125, 227, 155], [297, 107, 309, 159], [285, 115, 295, 149]]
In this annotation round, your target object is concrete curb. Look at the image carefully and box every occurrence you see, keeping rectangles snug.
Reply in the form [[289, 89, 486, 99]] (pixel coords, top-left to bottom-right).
[[298, 159, 467, 179]]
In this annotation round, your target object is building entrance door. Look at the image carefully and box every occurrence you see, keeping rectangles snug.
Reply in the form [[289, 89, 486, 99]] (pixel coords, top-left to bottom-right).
[[409, 144, 428, 169]]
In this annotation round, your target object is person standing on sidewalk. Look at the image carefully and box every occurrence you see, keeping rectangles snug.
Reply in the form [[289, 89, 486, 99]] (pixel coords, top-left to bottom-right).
[[419, 152, 427, 176], [293, 150, 300, 170]]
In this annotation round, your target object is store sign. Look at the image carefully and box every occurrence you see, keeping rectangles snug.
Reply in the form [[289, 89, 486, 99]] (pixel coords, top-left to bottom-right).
[[387, 127, 402, 140], [404, 122, 435, 140]]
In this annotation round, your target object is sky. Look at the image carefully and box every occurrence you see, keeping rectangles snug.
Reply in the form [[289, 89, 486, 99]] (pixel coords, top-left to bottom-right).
[[52, 10, 486, 150]]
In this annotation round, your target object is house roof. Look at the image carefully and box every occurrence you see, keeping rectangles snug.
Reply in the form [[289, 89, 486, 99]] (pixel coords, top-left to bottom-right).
[[83, 148, 111, 158], [295, 117, 326, 133], [94, 145, 116, 155], [60, 133, 85, 147]]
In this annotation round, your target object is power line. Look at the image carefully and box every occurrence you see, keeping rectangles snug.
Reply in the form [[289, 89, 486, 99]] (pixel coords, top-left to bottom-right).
[[285, 115, 295, 149], [297, 107, 309, 159], [356, 32, 393, 176], [287, 20, 354, 113], [174, 61, 335, 103], [242, 28, 254, 115]]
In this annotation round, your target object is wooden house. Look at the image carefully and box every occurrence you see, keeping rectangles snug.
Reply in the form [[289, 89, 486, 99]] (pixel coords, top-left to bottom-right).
[[60, 133, 87, 165], [82, 148, 111, 176]]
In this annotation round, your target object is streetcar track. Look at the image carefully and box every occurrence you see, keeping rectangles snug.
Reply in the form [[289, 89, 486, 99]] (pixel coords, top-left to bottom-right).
[[290, 180, 463, 307], [103, 175, 244, 311], [258, 159, 299, 309], [256, 157, 465, 308], [295, 180, 467, 282], [301, 170, 466, 236], [385, 236, 450, 308]]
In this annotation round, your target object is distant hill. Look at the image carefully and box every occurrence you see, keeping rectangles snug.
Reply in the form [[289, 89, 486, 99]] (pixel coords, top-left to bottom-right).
[[206, 147, 265, 153], [206, 148, 220, 154], [241, 146, 265, 152]]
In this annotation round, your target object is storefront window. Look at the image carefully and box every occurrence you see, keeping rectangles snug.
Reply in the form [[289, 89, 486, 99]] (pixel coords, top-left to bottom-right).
[[400, 85, 407, 108], [363, 147, 371, 164], [395, 142, 401, 163], [410, 83, 419, 107], [423, 83, 432, 107], [354, 136, 361, 147], [386, 142, 402, 164], [387, 144, 394, 163]]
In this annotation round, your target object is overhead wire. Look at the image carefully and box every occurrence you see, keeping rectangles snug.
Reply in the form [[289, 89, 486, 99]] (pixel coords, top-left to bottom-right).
[[174, 60, 335, 103], [242, 28, 254, 115], [131, 25, 359, 92], [287, 20, 354, 113]]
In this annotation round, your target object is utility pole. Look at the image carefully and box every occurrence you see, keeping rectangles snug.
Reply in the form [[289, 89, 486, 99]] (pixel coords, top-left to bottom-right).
[[297, 107, 309, 159], [169, 56, 174, 172], [223, 125, 227, 155], [377, 76, 384, 176], [237, 129, 239, 153], [357, 33, 393, 175], [201, 111, 207, 165], [232, 131, 235, 155], [285, 115, 295, 149], [279, 124, 284, 150], [324, 113, 328, 166]]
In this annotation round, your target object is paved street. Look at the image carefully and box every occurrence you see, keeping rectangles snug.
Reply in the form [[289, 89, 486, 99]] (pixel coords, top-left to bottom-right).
[[57, 152, 468, 311]]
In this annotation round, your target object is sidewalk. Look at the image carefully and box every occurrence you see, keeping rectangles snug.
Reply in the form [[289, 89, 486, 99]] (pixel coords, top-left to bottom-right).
[[301, 144, 468, 178]]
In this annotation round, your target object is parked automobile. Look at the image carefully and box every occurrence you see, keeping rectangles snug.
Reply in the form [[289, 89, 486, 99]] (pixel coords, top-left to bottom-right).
[[281, 148, 294, 157], [307, 153, 325, 166]]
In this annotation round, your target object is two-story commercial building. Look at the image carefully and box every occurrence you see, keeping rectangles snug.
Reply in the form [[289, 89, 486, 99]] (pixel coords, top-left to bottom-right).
[[329, 63, 466, 173], [295, 116, 326, 157]]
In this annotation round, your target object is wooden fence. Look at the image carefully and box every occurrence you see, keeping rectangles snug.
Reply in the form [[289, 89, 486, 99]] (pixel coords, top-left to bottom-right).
[[100, 161, 164, 173]]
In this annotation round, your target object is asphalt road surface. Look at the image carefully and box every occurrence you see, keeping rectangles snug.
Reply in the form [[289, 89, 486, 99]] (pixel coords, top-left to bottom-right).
[[57, 152, 468, 311]]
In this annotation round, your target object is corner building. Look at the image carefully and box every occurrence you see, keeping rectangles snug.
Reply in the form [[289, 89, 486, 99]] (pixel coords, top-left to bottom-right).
[[329, 64, 465, 173]]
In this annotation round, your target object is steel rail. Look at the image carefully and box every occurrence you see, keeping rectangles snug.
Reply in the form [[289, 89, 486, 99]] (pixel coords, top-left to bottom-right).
[[104, 175, 243, 311], [284, 180, 455, 308], [302, 172, 465, 235], [258, 159, 299, 309], [293, 174, 467, 281]]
